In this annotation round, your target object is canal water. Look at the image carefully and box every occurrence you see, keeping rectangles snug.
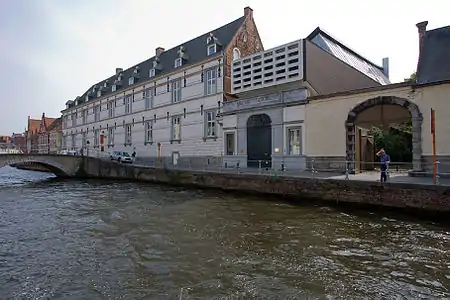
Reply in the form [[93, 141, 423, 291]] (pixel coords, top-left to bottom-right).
[[0, 166, 448, 299]]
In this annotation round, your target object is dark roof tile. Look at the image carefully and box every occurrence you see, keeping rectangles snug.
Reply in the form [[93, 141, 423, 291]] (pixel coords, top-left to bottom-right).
[[416, 26, 450, 85], [73, 16, 245, 108]]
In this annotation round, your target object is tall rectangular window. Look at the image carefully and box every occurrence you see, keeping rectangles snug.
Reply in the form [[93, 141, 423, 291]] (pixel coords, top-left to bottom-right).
[[125, 124, 132, 145], [62, 135, 67, 149], [143, 88, 153, 109], [71, 134, 76, 149], [171, 80, 181, 103], [82, 109, 87, 124], [288, 127, 302, 155], [82, 131, 86, 148], [108, 100, 115, 118], [205, 110, 217, 137], [71, 113, 77, 127], [108, 127, 114, 146], [145, 121, 153, 144], [172, 116, 181, 140], [125, 95, 132, 114], [225, 132, 235, 155], [94, 129, 100, 147], [94, 105, 100, 122], [206, 69, 217, 95]]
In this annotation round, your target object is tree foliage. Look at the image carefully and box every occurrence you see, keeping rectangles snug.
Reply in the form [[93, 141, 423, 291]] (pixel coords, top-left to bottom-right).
[[369, 124, 412, 162], [404, 72, 417, 82]]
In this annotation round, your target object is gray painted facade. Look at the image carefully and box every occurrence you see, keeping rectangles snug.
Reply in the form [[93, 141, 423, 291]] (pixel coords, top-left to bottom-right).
[[222, 88, 308, 170]]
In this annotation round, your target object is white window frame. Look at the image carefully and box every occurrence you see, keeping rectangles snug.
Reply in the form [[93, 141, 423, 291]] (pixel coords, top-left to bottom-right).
[[171, 80, 181, 103], [82, 131, 86, 148], [172, 116, 181, 141], [224, 131, 236, 155], [145, 121, 153, 144], [94, 104, 100, 122], [82, 109, 87, 124], [128, 77, 134, 85], [108, 127, 114, 146], [174, 58, 182, 68], [233, 48, 241, 60], [206, 69, 217, 95], [207, 44, 216, 56], [97, 90, 101, 97], [149, 68, 156, 78], [71, 134, 76, 149], [287, 127, 302, 155], [144, 88, 153, 109], [125, 124, 132, 145], [94, 129, 100, 147], [112, 85, 116, 92], [205, 110, 217, 138], [125, 95, 132, 114], [108, 100, 115, 118], [71, 113, 76, 127]]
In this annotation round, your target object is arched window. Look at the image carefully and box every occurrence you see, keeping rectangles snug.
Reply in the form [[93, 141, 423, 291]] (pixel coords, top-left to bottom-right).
[[233, 48, 241, 60]]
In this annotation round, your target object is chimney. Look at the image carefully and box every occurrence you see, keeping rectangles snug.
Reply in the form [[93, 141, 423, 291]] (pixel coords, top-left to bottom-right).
[[382, 57, 389, 78], [156, 47, 165, 56], [416, 21, 428, 53], [115, 68, 123, 74], [244, 6, 253, 18]]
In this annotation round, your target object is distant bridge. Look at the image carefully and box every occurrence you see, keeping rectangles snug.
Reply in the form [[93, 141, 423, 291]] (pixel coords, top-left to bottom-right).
[[0, 154, 86, 177]]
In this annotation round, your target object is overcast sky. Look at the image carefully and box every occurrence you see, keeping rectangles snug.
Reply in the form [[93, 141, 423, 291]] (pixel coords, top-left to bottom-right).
[[0, 0, 447, 134]]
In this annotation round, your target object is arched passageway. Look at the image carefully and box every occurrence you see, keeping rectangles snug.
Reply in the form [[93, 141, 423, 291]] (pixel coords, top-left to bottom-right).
[[345, 96, 423, 173], [0, 160, 71, 177], [247, 114, 272, 168]]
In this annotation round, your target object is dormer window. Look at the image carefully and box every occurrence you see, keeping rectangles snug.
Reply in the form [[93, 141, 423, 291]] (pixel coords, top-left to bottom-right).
[[128, 77, 134, 85], [112, 85, 117, 92], [207, 44, 216, 56], [97, 90, 102, 97], [85, 94, 89, 102], [174, 58, 182, 68], [149, 68, 156, 78], [152, 57, 161, 69], [103, 81, 108, 88], [175, 46, 188, 68], [206, 33, 220, 56], [133, 66, 140, 74]]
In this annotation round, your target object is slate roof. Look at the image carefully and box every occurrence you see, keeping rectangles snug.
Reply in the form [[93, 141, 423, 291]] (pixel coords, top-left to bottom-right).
[[306, 28, 391, 85], [70, 16, 246, 109], [42, 117, 57, 132], [47, 117, 62, 132], [416, 25, 450, 85]]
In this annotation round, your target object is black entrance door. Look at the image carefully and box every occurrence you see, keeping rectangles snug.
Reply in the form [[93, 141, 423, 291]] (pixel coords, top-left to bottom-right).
[[247, 114, 272, 168]]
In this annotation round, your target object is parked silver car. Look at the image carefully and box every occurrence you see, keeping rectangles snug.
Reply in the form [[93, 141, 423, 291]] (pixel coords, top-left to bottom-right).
[[109, 151, 133, 164]]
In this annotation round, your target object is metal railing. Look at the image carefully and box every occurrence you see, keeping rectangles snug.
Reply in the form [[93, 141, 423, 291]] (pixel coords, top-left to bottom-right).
[[96, 156, 448, 186]]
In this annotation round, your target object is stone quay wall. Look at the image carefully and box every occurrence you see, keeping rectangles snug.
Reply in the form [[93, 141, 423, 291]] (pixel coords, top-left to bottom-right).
[[78, 157, 450, 213]]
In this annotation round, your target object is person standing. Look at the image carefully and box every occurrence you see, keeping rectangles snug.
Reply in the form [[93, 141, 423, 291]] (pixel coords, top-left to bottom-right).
[[376, 148, 390, 182]]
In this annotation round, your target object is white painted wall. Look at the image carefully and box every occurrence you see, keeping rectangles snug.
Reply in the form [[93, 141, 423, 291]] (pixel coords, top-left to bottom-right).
[[62, 59, 224, 158]]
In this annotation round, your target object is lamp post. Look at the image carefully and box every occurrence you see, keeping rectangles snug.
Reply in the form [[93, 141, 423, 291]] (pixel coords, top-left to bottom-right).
[[86, 140, 90, 157]]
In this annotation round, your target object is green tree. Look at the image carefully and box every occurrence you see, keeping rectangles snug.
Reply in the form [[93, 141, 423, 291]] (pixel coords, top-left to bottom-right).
[[370, 126, 412, 163], [404, 72, 417, 82]]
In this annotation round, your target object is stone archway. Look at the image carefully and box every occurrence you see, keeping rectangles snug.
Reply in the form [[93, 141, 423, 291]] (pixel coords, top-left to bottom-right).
[[345, 96, 423, 172]]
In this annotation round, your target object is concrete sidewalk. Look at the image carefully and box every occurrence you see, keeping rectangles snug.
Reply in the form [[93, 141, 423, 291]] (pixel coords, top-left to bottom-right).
[[122, 159, 450, 187]]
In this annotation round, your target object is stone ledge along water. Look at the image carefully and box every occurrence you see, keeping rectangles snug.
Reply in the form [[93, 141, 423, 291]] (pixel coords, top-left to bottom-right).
[[77, 157, 450, 214]]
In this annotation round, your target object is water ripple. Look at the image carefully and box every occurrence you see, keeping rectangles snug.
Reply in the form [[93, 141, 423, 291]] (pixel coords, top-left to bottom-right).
[[0, 167, 449, 299]]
